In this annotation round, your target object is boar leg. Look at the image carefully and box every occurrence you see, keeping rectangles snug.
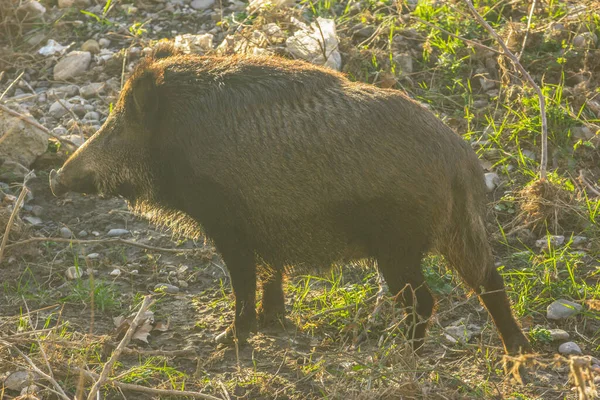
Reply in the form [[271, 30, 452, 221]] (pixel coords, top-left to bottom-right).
[[377, 248, 434, 352], [215, 247, 257, 344], [258, 268, 286, 327]]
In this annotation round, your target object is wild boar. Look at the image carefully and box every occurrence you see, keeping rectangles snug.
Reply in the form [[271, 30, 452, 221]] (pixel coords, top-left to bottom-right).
[[49, 43, 530, 355]]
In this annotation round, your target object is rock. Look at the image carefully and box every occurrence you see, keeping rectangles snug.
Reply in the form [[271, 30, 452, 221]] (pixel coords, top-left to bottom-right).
[[179, 280, 188, 288], [0, 110, 48, 168], [0, 161, 30, 181], [479, 74, 496, 91], [572, 236, 587, 246], [558, 341, 582, 355], [286, 17, 341, 71], [78, 230, 88, 237], [71, 104, 87, 118], [62, 134, 85, 148], [547, 299, 582, 320], [536, 235, 565, 249], [443, 319, 480, 344], [31, 205, 43, 217], [549, 328, 570, 341], [49, 100, 73, 119], [60, 227, 72, 238], [393, 53, 413, 75], [107, 228, 129, 237], [38, 39, 69, 56], [190, 0, 214, 9], [173, 34, 214, 54], [573, 32, 598, 49], [484, 172, 500, 192], [522, 149, 536, 160], [80, 82, 104, 98], [23, 216, 43, 226], [110, 268, 121, 277], [17, 0, 46, 20], [3, 371, 39, 391], [20, 384, 40, 396], [98, 38, 111, 48], [66, 266, 83, 280], [58, 0, 90, 8], [86, 253, 100, 259], [81, 39, 100, 54], [572, 126, 595, 140], [154, 283, 179, 294], [83, 111, 100, 121], [54, 51, 92, 81]]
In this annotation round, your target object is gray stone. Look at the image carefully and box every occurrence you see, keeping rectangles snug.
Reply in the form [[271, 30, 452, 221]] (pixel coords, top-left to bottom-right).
[[60, 227, 73, 238], [58, 0, 90, 8], [572, 236, 587, 246], [0, 161, 30, 181], [572, 126, 595, 140], [62, 134, 85, 148], [190, 0, 215, 9], [98, 38, 111, 48], [0, 110, 48, 168], [78, 230, 88, 237], [4, 371, 39, 391], [54, 51, 92, 81], [558, 341, 582, 355], [17, 0, 46, 20], [549, 328, 570, 341], [65, 266, 83, 280], [547, 299, 582, 320], [573, 32, 598, 49], [31, 205, 43, 217], [23, 216, 43, 226], [49, 100, 73, 118], [393, 53, 413, 75], [154, 283, 179, 293], [107, 228, 129, 237], [536, 235, 565, 249], [83, 111, 100, 121], [81, 39, 100, 54]]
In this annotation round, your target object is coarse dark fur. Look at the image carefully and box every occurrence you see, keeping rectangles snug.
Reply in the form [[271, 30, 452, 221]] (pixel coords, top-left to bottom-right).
[[50, 42, 531, 355]]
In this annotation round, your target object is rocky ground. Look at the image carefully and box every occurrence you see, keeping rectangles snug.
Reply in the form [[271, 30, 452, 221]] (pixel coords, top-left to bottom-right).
[[1, 0, 600, 398]]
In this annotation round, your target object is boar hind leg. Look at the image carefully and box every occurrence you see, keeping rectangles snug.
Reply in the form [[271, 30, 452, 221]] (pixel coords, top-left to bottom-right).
[[215, 247, 257, 345], [377, 247, 434, 353], [258, 268, 286, 327]]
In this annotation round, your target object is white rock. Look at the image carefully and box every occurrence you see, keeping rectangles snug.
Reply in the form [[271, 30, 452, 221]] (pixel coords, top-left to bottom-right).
[[54, 51, 92, 81], [154, 283, 179, 293], [572, 236, 587, 246], [66, 266, 83, 280], [0, 110, 48, 168], [59, 227, 72, 238], [190, 0, 214, 9], [86, 253, 100, 259], [536, 235, 565, 249], [109, 268, 121, 277], [558, 341, 582, 355], [62, 134, 85, 148], [248, 0, 293, 10], [107, 228, 129, 237], [98, 38, 111, 48], [78, 230, 88, 237], [549, 328, 570, 341], [173, 34, 214, 54], [286, 17, 341, 71], [38, 39, 69, 56], [484, 172, 500, 192], [17, 0, 46, 19], [547, 299, 582, 320]]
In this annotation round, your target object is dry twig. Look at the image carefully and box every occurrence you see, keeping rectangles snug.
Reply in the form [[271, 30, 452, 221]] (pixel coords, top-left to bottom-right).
[[461, 0, 548, 180], [0, 173, 31, 265]]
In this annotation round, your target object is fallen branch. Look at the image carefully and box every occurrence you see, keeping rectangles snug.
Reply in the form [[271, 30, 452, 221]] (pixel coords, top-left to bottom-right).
[[4, 236, 209, 254], [121, 347, 197, 357], [0, 103, 79, 150], [67, 366, 222, 400], [87, 295, 154, 400], [517, 0, 537, 62], [461, 0, 548, 180]]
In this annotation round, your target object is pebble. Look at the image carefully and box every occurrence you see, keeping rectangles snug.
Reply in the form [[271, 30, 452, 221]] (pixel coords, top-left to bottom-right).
[[63, 135, 85, 148], [572, 236, 588, 246], [0, 161, 30, 181], [484, 172, 500, 192], [92, 231, 100, 236], [79, 82, 104, 98], [393, 53, 413, 75], [190, 0, 214, 9], [65, 266, 83, 280], [81, 39, 100, 54], [54, 51, 92, 81], [58, 0, 90, 7], [17, 0, 46, 19], [60, 227, 72, 238], [83, 111, 100, 121], [107, 228, 130, 237], [536, 235, 565, 249], [549, 328, 570, 341], [78, 230, 88, 237], [98, 38, 111, 48], [179, 280, 189, 288], [572, 126, 595, 141], [31, 205, 44, 217], [558, 341, 582, 355], [49, 100, 73, 119], [86, 253, 100, 259], [109, 268, 121, 277], [573, 32, 598, 49], [23, 216, 43, 226], [154, 283, 179, 294], [547, 299, 582, 320]]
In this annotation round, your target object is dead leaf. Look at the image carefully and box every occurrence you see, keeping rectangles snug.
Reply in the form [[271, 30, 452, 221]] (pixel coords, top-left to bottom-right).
[[133, 320, 154, 343]]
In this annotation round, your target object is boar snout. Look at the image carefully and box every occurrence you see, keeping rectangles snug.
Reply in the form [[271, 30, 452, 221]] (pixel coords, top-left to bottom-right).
[[49, 164, 98, 197], [49, 169, 66, 197]]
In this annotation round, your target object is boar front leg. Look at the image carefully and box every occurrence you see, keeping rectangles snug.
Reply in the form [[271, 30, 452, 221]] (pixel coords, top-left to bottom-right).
[[214, 245, 257, 344]]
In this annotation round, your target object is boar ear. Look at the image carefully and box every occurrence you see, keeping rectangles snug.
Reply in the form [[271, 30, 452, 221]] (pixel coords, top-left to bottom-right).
[[132, 72, 158, 117]]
